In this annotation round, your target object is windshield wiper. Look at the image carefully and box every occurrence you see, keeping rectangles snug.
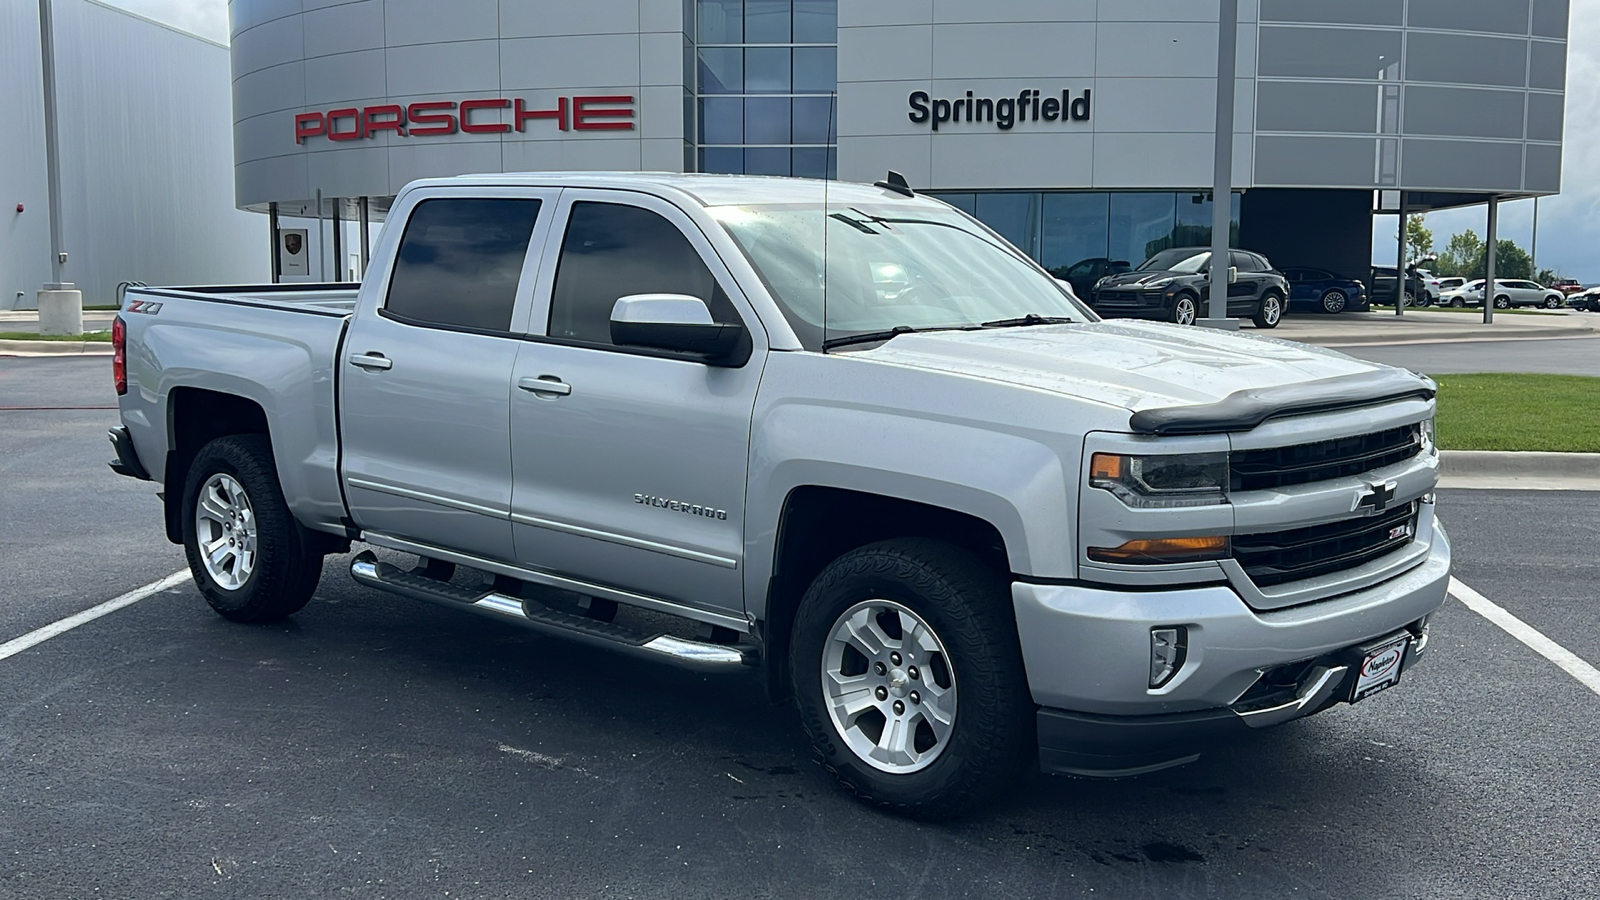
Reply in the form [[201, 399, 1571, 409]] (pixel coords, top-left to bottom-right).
[[980, 314, 1073, 328], [822, 325, 919, 351]]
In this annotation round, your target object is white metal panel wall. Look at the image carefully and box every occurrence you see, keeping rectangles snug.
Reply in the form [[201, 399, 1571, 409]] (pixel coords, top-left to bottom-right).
[[47, 0, 267, 307], [230, 0, 690, 209], [835, 0, 1259, 190], [1, 0, 52, 309]]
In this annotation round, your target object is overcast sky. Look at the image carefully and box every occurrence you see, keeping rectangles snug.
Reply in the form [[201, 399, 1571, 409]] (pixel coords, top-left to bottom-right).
[[104, 0, 1600, 283]]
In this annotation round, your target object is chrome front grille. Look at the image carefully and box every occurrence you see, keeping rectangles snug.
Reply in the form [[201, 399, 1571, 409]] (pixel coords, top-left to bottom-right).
[[1231, 424, 1421, 492]]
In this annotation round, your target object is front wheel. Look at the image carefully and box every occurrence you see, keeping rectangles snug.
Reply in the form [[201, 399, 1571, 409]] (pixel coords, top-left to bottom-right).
[[1450, 297, 1465, 308], [790, 539, 1034, 820], [1320, 289, 1348, 314], [1170, 293, 1198, 326], [1252, 292, 1284, 328], [1544, 296, 1562, 309], [182, 434, 322, 623]]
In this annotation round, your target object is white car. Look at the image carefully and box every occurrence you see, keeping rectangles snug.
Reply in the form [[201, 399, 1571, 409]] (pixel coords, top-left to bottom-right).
[[1439, 279, 1565, 309], [1413, 268, 1443, 304]]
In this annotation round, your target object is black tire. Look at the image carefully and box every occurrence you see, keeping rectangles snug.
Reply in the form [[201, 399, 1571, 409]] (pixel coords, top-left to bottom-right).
[[1252, 291, 1284, 328], [182, 434, 322, 623], [1320, 289, 1347, 314], [1544, 296, 1562, 309], [789, 539, 1034, 820], [1450, 297, 1465, 308], [1494, 295, 1511, 309]]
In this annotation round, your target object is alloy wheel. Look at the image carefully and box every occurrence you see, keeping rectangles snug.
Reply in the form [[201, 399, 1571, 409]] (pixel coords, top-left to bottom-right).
[[821, 599, 957, 774], [1321, 290, 1346, 314], [194, 472, 257, 591], [1174, 296, 1197, 326]]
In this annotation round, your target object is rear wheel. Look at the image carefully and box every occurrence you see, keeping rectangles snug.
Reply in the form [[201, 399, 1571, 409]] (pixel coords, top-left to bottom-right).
[[790, 539, 1033, 820], [1494, 295, 1512, 309], [1320, 289, 1348, 314], [1252, 292, 1284, 328], [182, 434, 322, 623]]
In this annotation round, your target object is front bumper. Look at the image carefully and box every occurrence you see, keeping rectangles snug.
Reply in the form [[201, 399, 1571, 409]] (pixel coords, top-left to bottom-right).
[[1016, 525, 1450, 774]]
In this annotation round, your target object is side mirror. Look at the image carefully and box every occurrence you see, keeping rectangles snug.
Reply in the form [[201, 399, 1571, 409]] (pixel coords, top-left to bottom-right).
[[609, 294, 748, 365]]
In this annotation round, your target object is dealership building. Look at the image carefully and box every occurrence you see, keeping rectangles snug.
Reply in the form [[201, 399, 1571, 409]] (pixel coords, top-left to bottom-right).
[[233, 0, 1569, 286]]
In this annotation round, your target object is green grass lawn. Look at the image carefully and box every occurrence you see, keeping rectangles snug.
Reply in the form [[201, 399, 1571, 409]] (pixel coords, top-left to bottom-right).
[[1435, 374, 1600, 452], [0, 331, 112, 342]]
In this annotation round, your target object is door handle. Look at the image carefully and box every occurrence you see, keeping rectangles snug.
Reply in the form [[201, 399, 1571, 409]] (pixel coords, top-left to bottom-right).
[[518, 375, 571, 397], [348, 353, 393, 371]]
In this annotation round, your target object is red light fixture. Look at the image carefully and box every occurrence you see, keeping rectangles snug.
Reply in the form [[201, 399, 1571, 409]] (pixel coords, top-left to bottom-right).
[[112, 316, 127, 395]]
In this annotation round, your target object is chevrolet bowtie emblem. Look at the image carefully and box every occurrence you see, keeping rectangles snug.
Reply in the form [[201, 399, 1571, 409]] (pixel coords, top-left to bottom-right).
[[1355, 481, 1397, 513]]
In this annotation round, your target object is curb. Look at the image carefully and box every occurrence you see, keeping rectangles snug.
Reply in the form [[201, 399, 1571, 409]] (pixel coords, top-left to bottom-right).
[[1438, 450, 1600, 491], [0, 339, 113, 357], [1276, 319, 1600, 346]]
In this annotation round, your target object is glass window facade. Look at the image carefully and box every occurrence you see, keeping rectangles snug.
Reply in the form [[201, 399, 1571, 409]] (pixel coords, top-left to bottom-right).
[[929, 190, 1242, 278], [694, 0, 836, 178]]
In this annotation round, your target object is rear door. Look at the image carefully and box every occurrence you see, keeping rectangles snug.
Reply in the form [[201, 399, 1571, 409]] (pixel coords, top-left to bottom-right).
[[1227, 251, 1264, 315], [340, 188, 559, 561], [506, 190, 766, 622]]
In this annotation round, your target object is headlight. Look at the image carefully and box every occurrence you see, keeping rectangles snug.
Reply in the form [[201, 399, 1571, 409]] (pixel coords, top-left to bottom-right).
[[1419, 416, 1436, 455], [1089, 452, 1229, 508], [1143, 277, 1174, 289]]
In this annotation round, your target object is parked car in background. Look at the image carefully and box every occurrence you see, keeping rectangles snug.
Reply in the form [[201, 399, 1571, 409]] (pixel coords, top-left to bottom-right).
[[1551, 278, 1584, 296], [1565, 286, 1600, 311], [1369, 266, 1425, 306], [1091, 247, 1289, 327], [1436, 277, 1466, 295], [1282, 267, 1369, 314], [1413, 268, 1443, 304], [1436, 281, 1477, 307], [1440, 279, 1566, 309], [1053, 257, 1132, 301]]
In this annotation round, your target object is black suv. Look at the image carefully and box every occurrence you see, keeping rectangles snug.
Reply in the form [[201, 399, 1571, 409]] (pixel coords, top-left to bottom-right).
[[1368, 266, 1427, 306], [1090, 247, 1289, 328]]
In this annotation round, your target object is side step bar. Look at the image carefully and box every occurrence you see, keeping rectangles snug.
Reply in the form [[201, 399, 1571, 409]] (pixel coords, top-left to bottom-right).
[[349, 551, 757, 672]]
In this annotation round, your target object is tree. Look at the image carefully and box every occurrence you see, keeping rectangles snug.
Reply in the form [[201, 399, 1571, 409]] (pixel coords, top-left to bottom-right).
[[1434, 230, 1484, 278], [1468, 239, 1533, 280], [1406, 217, 1434, 267]]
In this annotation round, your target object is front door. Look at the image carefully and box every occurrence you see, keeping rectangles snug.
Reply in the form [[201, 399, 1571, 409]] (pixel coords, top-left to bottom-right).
[[507, 191, 764, 621], [341, 190, 558, 561]]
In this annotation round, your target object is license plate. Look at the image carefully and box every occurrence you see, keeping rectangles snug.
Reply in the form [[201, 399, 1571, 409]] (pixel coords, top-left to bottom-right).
[[1350, 635, 1409, 702]]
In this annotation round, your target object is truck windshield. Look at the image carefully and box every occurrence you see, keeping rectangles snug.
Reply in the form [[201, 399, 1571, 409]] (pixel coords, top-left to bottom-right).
[[709, 202, 1090, 351]]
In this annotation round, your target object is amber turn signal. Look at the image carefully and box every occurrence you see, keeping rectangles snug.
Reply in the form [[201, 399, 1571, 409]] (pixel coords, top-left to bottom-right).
[[1089, 452, 1123, 480], [1088, 535, 1229, 564]]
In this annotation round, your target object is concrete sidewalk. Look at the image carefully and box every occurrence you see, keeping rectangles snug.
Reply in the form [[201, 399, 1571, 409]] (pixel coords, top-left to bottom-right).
[[1257, 309, 1600, 346], [0, 309, 117, 333]]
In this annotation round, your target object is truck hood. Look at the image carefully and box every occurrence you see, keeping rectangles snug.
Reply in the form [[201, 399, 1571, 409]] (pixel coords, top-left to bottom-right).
[[857, 321, 1398, 417]]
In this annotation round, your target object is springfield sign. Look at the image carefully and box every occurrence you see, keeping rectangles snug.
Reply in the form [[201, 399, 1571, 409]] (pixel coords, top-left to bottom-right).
[[908, 89, 1090, 131], [294, 95, 635, 143]]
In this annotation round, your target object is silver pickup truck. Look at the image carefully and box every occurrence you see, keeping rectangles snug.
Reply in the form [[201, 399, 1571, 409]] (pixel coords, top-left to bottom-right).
[[111, 172, 1449, 818]]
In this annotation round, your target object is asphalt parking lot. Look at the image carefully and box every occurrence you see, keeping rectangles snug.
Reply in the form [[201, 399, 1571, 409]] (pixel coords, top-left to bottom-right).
[[3, 357, 1598, 899]]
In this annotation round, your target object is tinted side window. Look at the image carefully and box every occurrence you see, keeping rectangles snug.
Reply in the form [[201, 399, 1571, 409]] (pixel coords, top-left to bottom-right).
[[384, 199, 540, 331], [1230, 251, 1256, 271], [548, 202, 741, 346]]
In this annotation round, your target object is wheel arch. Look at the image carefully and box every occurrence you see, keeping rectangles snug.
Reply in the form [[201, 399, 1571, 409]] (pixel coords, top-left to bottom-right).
[[758, 485, 1012, 704], [163, 388, 270, 544]]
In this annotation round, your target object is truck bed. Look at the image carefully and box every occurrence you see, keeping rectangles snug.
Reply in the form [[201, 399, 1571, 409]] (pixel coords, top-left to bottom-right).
[[133, 283, 360, 316]]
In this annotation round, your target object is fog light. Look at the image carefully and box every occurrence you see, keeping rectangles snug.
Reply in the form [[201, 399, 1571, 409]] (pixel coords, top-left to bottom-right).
[[1150, 626, 1188, 688]]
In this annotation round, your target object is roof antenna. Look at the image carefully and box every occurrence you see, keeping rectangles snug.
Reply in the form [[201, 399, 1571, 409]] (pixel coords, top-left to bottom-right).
[[874, 170, 914, 197]]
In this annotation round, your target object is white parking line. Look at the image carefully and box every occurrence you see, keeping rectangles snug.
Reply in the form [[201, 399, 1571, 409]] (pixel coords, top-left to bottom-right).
[[0, 569, 191, 663], [1450, 576, 1600, 697]]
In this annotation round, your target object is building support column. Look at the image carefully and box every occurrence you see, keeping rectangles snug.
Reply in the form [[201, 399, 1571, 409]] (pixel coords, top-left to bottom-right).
[[315, 189, 325, 282], [268, 202, 281, 284], [332, 198, 343, 282], [1394, 192, 1406, 316], [1203, 0, 1239, 328], [1483, 196, 1498, 325], [38, 0, 67, 290], [358, 197, 371, 277]]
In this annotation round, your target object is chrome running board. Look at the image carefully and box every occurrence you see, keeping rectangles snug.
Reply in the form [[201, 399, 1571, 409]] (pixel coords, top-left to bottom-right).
[[349, 551, 756, 673]]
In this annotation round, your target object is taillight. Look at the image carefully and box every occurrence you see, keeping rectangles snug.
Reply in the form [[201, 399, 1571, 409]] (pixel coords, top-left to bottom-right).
[[112, 315, 127, 396]]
